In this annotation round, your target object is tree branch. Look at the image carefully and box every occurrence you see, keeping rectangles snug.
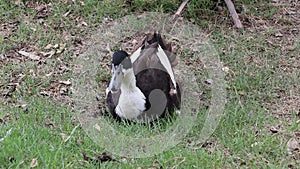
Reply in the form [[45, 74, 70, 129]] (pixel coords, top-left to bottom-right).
[[224, 0, 243, 28]]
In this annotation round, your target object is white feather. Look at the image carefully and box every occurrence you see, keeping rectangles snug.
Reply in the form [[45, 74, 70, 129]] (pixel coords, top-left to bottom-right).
[[130, 47, 142, 63], [116, 88, 145, 119], [115, 69, 146, 119], [157, 45, 177, 88]]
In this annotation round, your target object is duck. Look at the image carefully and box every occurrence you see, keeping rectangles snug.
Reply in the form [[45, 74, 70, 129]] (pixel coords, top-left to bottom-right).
[[106, 32, 181, 122]]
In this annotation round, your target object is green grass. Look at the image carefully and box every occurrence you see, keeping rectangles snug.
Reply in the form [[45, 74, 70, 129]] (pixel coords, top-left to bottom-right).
[[1, 0, 299, 168]]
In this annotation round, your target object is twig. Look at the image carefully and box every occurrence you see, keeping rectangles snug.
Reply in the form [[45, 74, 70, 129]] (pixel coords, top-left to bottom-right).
[[173, 0, 189, 19], [224, 0, 243, 28]]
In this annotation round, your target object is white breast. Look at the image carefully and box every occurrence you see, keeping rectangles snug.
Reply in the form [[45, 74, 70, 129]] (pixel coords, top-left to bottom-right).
[[115, 86, 146, 120]]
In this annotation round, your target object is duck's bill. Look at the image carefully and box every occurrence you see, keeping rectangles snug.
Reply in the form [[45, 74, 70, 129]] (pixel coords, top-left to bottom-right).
[[108, 65, 123, 92]]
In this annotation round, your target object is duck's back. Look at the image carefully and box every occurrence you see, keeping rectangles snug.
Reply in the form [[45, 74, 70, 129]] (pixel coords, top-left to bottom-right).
[[132, 33, 181, 118]]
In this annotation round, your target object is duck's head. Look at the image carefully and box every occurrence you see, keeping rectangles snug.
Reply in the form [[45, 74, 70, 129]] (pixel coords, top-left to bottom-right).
[[108, 50, 133, 93]]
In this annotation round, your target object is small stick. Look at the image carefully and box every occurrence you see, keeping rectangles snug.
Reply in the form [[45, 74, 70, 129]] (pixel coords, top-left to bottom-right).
[[173, 0, 189, 19], [224, 0, 243, 28]]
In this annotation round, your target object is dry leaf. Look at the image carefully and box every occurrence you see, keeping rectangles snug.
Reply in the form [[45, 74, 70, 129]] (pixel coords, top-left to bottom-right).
[[44, 44, 53, 49], [60, 43, 66, 50], [40, 50, 55, 58], [56, 43, 66, 54], [287, 138, 299, 155], [30, 158, 38, 168], [60, 87, 67, 94], [94, 123, 101, 131], [36, 5, 46, 12], [18, 51, 40, 60], [270, 126, 279, 133], [45, 122, 56, 128], [275, 32, 283, 37], [63, 11, 71, 17], [251, 142, 259, 147], [60, 133, 67, 141], [40, 91, 51, 96], [121, 157, 127, 163], [205, 79, 213, 85], [53, 44, 59, 49], [59, 80, 71, 85], [21, 104, 28, 111], [79, 1, 85, 5], [14, 0, 22, 5], [222, 66, 230, 72], [82, 152, 115, 163], [80, 21, 88, 26], [45, 72, 53, 77]]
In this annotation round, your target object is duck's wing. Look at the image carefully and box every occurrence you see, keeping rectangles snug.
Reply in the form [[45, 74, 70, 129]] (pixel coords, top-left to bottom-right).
[[131, 33, 178, 90], [131, 33, 181, 114], [131, 33, 177, 67], [106, 89, 121, 120]]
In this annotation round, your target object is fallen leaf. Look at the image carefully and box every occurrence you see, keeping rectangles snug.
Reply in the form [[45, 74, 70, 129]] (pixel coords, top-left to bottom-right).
[[121, 157, 127, 163], [79, 1, 85, 5], [53, 44, 59, 49], [60, 133, 67, 141], [96, 152, 114, 162], [60, 87, 67, 94], [40, 50, 55, 58], [77, 139, 84, 145], [63, 11, 71, 17], [132, 39, 138, 44], [36, 5, 46, 12], [60, 43, 66, 50], [44, 44, 53, 49], [270, 126, 279, 133], [18, 51, 40, 60], [80, 21, 88, 26], [9, 156, 16, 163], [275, 32, 283, 37], [45, 72, 53, 77], [286, 46, 295, 51], [102, 16, 113, 23], [30, 27, 36, 32], [45, 122, 56, 128], [56, 43, 66, 54], [21, 104, 28, 111], [94, 123, 101, 131], [59, 80, 71, 85], [251, 142, 259, 147], [287, 11, 296, 15], [287, 138, 299, 155], [30, 158, 38, 168], [222, 66, 230, 72], [40, 90, 51, 96], [82, 152, 115, 163], [153, 160, 162, 168], [205, 79, 213, 85], [14, 0, 22, 5]]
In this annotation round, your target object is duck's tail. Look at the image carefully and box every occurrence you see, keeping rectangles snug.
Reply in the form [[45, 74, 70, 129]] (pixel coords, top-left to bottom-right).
[[132, 32, 178, 67]]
